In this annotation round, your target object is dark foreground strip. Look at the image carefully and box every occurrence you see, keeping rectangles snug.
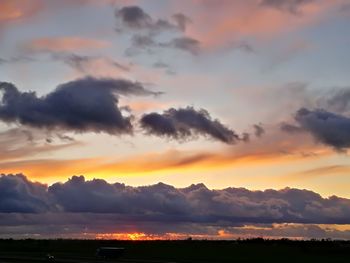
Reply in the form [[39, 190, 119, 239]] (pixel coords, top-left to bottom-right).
[[0, 256, 180, 263]]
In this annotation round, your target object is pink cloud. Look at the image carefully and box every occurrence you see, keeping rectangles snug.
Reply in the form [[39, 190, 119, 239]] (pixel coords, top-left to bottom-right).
[[27, 37, 110, 52], [178, 0, 343, 50], [0, 0, 43, 23]]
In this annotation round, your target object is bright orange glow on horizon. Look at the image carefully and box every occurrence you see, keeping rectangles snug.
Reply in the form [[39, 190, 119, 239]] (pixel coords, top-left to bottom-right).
[[95, 224, 350, 240], [95, 232, 205, 241]]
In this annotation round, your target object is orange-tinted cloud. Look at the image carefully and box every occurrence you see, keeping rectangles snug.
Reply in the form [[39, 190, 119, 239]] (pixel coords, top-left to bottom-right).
[[0, 158, 102, 183], [121, 100, 171, 113], [0, 138, 329, 184], [0, 0, 42, 23], [27, 37, 110, 52], [0, 128, 80, 162], [282, 165, 350, 183]]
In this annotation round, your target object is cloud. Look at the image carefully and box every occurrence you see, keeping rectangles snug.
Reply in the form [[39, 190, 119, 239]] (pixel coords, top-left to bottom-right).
[[172, 13, 192, 31], [319, 87, 350, 114], [229, 41, 256, 53], [0, 77, 160, 134], [282, 165, 350, 183], [140, 107, 239, 144], [0, 0, 42, 24], [0, 123, 330, 183], [153, 61, 170, 69], [280, 123, 305, 133], [152, 61, 176, 75], [61, 54, 129, 72], [115, 5, 184, 33], [260, 0, 315, 15], [26, 37, 110, 52], [126, 34, 157, 55], [43, 176, 350, 224], [0, 56, 35, 66], [280, 87, 350, 149], [0, 128, 78, 162], [0, 135, 324, 182], [116, 5, 200, 56], [215, 223, 350, 240], [2, 174, 350, 227], [54, 53, 130, 77], [115, 6, 153, 29], [162, 37, 201, 55], [0, 0, 125, 29], [127, 34, 201, 55], [0, 174, 49, 213], [253, 124, 265, 137], [292, 108, 350, 150], [183, 0, 335, 50]]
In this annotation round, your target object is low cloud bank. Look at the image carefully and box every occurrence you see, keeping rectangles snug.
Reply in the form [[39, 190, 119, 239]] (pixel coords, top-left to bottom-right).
[[1, 174, 350, 225]]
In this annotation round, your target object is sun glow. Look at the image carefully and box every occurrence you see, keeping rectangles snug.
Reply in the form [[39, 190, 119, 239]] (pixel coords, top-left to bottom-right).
[[95, 232, 209, 241], [96, 232, 161, 241]]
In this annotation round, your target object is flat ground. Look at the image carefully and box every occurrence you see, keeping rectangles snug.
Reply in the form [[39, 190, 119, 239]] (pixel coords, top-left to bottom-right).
[[0, 239, 350, 263]]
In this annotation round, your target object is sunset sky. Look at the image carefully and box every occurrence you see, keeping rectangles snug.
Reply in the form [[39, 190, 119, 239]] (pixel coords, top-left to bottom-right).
[[1, 0, 350, 240]]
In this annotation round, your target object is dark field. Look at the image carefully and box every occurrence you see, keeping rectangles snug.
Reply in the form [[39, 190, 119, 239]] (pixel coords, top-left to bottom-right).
[[1, 239, 350, 263]]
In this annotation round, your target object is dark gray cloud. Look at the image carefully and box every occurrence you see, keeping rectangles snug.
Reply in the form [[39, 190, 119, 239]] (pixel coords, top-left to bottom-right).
[[125, 34, 158, 56], [0, 174, 49, 213], [140, 107, 239, 144], [153, 61, 176, 75], [153, 61, 170, 69], [127, 34, 201, 55], [115, 6, 183, 33], [2, 174, 350, 226], [0, 77, 160, 134], [260, 0, 314, 14], [241, 132, 250, 142], [115, 6, 153, 29], [115, 6, 200, 56], [213, 223, 350, 240], [319, 87, 350, 114], [162, 37, 201, 55], [253, 124, 265, 138], [55, 53, 130, 73], [128, 34, 157, 53], [280, 122, 304, 133], [229, 41, 255, 53], [2, 174, 350, 238], [47, 176, 350, 224], [0, 55, 35, 66], [293, 108, 350, 150], [279, 86, 350, 149], [235, 41, 255, 53], [172, 13, 192, 31]]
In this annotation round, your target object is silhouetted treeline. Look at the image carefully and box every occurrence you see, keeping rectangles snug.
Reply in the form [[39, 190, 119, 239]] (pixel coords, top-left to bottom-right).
[[0, 238, 350, 263]]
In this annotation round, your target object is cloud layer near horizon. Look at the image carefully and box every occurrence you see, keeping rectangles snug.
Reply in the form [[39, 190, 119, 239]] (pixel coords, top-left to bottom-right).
[[2, 173, 350, 225]]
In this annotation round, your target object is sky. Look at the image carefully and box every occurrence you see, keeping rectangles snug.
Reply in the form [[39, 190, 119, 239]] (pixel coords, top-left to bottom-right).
[[1, 0, 350, 240]]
